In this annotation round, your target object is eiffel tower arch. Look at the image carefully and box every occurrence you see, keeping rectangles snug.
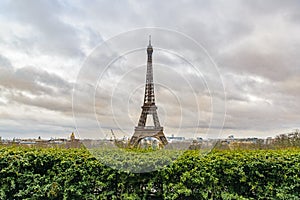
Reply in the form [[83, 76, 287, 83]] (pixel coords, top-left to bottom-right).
[[129, 36, 168, 147]]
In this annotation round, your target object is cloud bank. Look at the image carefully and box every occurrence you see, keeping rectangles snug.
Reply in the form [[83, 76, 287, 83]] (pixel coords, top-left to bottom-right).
[[0, 0, 299, 139]]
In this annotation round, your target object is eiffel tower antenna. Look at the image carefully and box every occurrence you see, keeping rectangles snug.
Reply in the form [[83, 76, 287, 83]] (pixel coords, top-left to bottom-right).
[[129, 37, 168, 147]]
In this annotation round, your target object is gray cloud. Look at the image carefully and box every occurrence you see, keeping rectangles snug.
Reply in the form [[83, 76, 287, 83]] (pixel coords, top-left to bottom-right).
[[0, 64, 73, 117], [7, 1, 82, 57], [0, 0, 299, 139], [0, 54, 12, 68]]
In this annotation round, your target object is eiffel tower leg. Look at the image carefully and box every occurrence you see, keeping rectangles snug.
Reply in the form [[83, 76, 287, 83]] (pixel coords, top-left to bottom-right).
[[138, 110, 147, 127], [129, 136, 138, 147], [155, 131, 168, 145], [152, 111, 160, 127]]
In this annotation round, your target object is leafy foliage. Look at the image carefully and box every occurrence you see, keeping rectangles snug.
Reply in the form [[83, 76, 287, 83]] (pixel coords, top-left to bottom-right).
[[0, 146, 300, 199]]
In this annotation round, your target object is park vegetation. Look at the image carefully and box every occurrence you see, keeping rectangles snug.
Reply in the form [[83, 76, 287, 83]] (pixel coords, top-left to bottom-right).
[[0, 135, 300, 199]]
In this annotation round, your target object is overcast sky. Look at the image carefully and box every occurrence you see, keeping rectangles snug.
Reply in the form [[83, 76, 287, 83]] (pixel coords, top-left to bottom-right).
[[0, 0, 299, 140]]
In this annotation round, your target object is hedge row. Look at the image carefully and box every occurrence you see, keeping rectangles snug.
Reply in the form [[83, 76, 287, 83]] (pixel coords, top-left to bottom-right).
[[0, 146, 300, 199]]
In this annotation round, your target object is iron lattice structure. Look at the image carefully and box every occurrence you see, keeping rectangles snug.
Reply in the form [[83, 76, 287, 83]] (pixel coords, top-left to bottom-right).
[[129, 36, 168, 147]]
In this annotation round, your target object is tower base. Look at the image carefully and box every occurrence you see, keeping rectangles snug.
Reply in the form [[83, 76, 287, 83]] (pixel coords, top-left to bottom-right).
[[129, 126, 168, 147]]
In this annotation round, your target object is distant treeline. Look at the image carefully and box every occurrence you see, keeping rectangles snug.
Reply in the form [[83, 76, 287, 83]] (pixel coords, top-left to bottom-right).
[[212, 130, 300, 150], [273, 130, 300, 147]]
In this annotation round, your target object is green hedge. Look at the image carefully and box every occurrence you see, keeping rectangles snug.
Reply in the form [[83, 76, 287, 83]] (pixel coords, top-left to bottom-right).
[[0, 146, 299, 199]]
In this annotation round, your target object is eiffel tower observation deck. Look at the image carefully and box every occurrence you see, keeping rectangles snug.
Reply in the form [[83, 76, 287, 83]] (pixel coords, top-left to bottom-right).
[[129, 36, 168, 147]]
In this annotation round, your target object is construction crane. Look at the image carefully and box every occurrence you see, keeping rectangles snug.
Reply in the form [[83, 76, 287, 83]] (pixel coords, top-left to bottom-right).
[[110, 129, 116, 141]]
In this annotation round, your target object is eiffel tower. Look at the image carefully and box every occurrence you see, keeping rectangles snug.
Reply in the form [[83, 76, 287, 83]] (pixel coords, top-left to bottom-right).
[[129, 36, 168, 147]]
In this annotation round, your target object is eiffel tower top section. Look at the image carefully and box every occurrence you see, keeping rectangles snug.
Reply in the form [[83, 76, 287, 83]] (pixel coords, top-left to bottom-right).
[[144, 35, 155, 105], [147, 35, 153, 60]]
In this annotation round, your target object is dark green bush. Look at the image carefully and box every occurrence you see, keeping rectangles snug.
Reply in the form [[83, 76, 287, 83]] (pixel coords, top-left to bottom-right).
[[0, 146, 299, 199]]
